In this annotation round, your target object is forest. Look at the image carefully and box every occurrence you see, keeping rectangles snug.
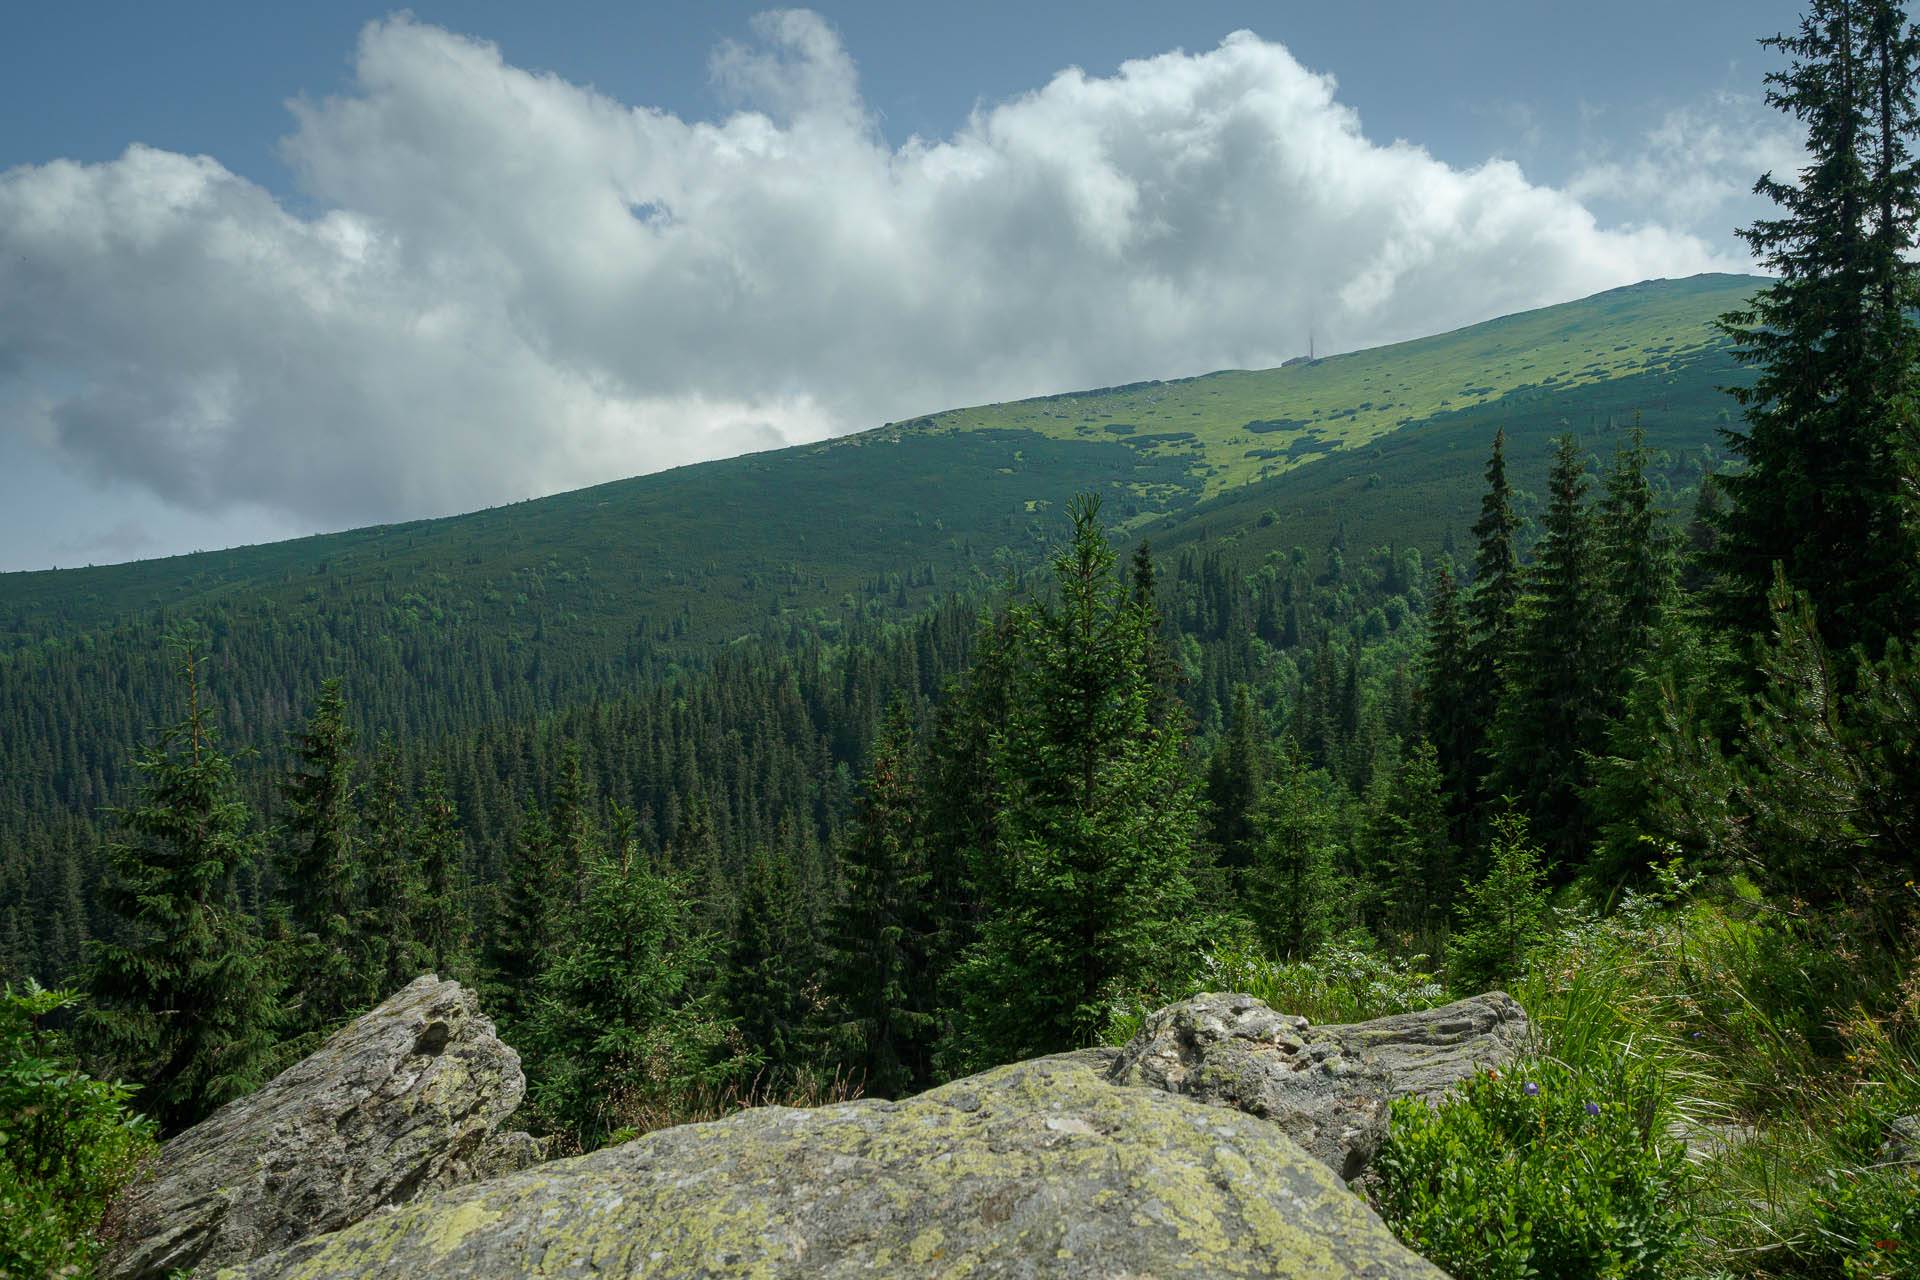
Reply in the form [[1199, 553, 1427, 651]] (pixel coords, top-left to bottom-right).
[[6, 2, 1920, 1277]]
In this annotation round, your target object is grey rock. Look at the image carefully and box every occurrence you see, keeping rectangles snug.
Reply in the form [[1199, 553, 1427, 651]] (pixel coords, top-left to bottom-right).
[[1105, 991, 1529, 1180], [1105, 992, 1393, 1180], [222, 1054, 1448, 1280], [105, 976, 537, 1280], [1317, 990, 1531, 1105]]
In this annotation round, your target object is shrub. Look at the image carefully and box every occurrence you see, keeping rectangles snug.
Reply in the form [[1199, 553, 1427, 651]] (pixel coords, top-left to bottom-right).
[[1103, 941, 1445, 1044], [1370, 1054, 1692, 1280], [1, 982, 157, 1279]]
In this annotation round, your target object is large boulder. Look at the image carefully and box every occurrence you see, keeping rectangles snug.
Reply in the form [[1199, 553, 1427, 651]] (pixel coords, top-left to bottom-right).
[[105, 976, 539, 1280], [221, 1054, 1447, 1279], [1106, 991, 1527, 1180]]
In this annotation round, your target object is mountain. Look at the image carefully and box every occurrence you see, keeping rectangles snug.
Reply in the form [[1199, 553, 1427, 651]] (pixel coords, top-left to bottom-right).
[[2, 273, 1755, 655]]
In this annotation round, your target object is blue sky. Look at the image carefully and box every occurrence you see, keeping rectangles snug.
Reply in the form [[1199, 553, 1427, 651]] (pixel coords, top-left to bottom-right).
[[1, 2, 1804, 570]]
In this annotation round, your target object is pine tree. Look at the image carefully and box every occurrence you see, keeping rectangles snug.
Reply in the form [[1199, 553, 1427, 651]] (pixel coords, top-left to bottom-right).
[[277, 679, 366, 1034], [1715, 0, 1920, 657], [360, 736, 425, 1000], [527, 808, 740, 1148], [1421, 565, 1476, 829], [414, 768, 472, 980], [824, 703, 938, 1098], [1203, 685, 1267, 890], [481, 805, 562, 1034], [950, 495, 1201, 1066], [1251, 738, 1340, 959], [83, 640, 279, 1134], [1448, 808, 1551, 991], [1459, 429, 1523, 816], [1595, 426, 1679, 713], [1490, 435, 1608, 870], [723, 849, 816, 1080]]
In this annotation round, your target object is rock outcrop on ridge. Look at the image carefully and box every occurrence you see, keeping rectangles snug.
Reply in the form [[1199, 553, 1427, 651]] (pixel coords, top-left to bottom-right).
[[104, 976, 539, 1280], [222, 1052, 1448, 1280], [1106, 991, 1529, 1180]]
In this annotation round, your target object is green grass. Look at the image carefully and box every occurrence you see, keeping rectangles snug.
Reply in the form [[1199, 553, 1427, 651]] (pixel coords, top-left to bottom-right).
[[892, 273, 1757, 512]]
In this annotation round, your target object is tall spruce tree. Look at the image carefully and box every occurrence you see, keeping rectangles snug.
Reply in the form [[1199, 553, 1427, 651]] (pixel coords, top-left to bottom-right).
[[1596, 426, 1679, 713], [83, 641, 279, 1134], [1715, 0, 1920, 657], [950, 494, 1200, 1066], [413, 768, 472, 980], [1251, 738, 1341, 959], [824, 703, 938, 1098], [277, 679, 367, 1034], [723, 849, 816, 1080], [1203, 685, 1267, 891], [1491, 435, 1607, 870], [1457, 429, 1523, 816], [1421, 565, 1476, 834], [359, 736, 425, 1000]]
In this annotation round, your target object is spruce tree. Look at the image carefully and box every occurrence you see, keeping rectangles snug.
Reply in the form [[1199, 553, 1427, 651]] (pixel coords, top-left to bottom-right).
[[1448, 808, 1551, 991], [414, 768, 472, 980], [527, 808, 739, 1148], [83, 641, 279, 1134], [277, 679, 367, 1035], [1421, 565, 1476, 830], [1458, 429, 1523, 817], [1715, 0, 1920, 657], [1203, 685, 1267, 889], [1491, 435, 1607, 870], [360, 736, 425, 1000], [1251, 738, 1340, 959], [723, 850, 816, 1080], [1595, 426, 1679, 712], [951, 494, 1200, 1066], [824, 703, 938, 1098]]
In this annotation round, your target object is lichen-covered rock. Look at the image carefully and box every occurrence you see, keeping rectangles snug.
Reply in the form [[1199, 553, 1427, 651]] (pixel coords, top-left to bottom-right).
[[1316, 991, 1530, 1105], [106, 976, 538, 1280], [222, 1055, 1448, 1280], [1105, 991, 1529, 1181], [1106, 992, 1393, 1180]]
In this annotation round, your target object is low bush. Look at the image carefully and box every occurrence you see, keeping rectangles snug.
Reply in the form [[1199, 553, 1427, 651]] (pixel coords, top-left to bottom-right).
[[1369, 1053, 1693, 1280], [1, 982, 157, 1279]]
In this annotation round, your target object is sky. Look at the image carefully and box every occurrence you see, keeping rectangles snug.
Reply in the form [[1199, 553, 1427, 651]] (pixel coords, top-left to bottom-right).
[[0, 1, 1808, 571]]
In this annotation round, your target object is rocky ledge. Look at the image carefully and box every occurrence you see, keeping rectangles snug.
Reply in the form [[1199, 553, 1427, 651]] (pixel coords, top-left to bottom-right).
[[222, 1052, 1446, 1279], [104, 976, 540, 1280]]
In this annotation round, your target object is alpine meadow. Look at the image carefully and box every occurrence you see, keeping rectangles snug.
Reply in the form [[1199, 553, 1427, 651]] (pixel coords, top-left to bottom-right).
[[3, 3, 1920, 1278]]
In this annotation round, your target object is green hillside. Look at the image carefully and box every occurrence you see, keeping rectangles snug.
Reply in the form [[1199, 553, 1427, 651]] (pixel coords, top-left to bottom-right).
[[0, 272, 1757, 660]]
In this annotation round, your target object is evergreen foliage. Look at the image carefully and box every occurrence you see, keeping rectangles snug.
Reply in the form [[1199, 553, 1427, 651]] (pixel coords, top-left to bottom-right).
[[81, 640, 280, 1134], [825, 703, 939, 1099], [1, 982, 158, 1279], [277, 679, 367, 1033], [1448, 809, 1552, 990], [1491, 435, 1608, 869], [413, 768, 472, 981], [525, 808, 742, 1149], [1715, 0, 1920, 657], [1249, 738, 1341, 959], [951, 495, 1201, 1065]]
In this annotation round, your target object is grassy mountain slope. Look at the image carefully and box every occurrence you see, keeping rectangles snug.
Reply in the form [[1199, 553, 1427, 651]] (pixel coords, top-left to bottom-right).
[[1, 273, 1756, 662]]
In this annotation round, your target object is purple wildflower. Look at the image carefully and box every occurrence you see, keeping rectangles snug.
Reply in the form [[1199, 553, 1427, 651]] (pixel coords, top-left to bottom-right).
[[1584, 1102, 1601, 1116], [1524, 1082, 1540, 1097]]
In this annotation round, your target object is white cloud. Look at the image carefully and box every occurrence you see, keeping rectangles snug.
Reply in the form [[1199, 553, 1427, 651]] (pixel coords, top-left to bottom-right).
[[1570, 90, 1806, 228], [0, 11, 1737, 533]]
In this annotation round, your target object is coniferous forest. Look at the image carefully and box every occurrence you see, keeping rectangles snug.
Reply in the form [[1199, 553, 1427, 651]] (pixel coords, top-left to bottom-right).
[[6, 2, 1920, 1277]]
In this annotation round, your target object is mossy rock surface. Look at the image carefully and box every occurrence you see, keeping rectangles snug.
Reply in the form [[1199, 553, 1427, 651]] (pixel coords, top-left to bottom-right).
[[223, 1055, 1448, 1279]]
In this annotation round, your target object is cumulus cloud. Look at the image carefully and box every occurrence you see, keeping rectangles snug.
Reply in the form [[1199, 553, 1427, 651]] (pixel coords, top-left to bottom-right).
[[1570, 90, 1806, 228], [0, 11, 1736, 531]]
